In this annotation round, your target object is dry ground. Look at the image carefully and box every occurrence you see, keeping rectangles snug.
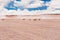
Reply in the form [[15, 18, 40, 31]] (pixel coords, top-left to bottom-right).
[[0, 18, 60, 40]]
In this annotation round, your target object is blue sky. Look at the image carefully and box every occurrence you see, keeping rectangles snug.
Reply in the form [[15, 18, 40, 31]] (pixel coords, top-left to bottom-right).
[[4, 0, 51, 11]]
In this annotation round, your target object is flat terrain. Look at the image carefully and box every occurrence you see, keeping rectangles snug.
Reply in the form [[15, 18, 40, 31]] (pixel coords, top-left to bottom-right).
[[0, 19, 60, 40]]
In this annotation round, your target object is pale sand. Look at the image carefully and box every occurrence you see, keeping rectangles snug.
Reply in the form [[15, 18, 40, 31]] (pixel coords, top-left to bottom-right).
[[0, 19, 60, 40]]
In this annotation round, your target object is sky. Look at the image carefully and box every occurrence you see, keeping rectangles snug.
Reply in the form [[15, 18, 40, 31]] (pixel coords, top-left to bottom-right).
[[0, 0, 60, 15], [4, 0, 51, 11]]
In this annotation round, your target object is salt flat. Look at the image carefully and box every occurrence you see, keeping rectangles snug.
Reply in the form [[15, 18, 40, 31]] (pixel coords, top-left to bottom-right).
[[0, 19, 60, 40]]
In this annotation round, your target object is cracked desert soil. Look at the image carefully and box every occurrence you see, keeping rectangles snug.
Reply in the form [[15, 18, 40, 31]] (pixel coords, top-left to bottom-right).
[[0, 19, 60, 40]]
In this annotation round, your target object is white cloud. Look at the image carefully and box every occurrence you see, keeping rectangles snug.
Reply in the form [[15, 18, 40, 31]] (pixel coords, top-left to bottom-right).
[[0, 0, 60, 15]]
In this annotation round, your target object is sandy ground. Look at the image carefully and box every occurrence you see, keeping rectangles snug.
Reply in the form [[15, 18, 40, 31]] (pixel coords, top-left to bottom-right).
[[0, 18, 60, 40]]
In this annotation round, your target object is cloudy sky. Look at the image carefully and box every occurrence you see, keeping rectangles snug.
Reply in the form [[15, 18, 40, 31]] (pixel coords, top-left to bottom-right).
[[0, 0, 60, 15]]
